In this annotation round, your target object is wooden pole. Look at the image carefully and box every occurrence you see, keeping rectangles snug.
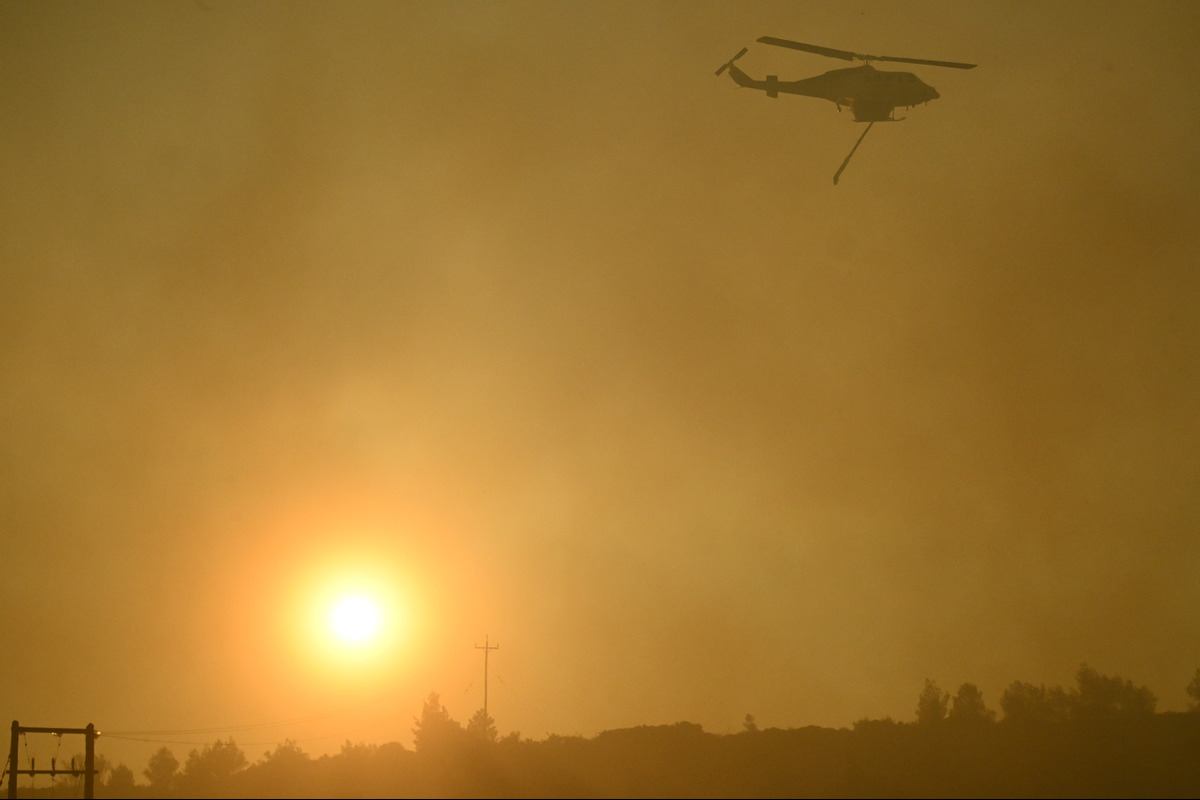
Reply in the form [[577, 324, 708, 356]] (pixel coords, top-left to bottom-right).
[[474, 636, 500, 727], [8, 721, 17, 800], [84, 723, 95, 799]]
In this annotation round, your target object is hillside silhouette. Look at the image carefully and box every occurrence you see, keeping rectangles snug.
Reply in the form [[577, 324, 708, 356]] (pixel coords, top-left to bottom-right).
[[10, 665, 1200, 798]]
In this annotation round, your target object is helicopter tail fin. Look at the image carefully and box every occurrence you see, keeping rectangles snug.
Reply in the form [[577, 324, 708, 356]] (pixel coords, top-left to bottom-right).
[[720, 61, 782, 99], [724, 63, 751, 86], [723, 63, 762, 91]]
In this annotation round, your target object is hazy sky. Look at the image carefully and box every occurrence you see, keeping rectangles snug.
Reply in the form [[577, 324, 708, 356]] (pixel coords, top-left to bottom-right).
[[3, 0, 1198, 774]]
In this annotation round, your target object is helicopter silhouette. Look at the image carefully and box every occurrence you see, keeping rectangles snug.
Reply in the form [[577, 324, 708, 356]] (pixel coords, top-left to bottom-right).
[[716, 36, 976, 183]]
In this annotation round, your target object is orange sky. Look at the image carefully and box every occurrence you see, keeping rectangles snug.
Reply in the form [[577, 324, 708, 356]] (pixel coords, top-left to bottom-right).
[[2, 0, 1198, 776]]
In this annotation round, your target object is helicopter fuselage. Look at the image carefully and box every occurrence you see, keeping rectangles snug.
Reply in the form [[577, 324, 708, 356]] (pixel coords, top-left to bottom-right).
[[726, 62, 940, 122]]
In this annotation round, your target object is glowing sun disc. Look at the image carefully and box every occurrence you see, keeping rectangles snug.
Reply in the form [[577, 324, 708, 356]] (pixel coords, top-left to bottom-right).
[[330, 595, 381, 642]]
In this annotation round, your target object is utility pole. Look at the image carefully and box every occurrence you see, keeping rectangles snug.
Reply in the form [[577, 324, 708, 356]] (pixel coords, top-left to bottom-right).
[[474, 635, 500, 724], [8, 721, 98, 800]]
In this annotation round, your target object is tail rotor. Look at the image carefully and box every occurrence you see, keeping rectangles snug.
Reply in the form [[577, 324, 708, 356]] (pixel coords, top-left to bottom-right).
[[715, 47, 749, 76]]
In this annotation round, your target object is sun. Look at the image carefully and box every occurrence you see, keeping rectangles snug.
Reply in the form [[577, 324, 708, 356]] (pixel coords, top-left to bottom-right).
[[267, 530, 425, 678], [330, 594, 382, 643]]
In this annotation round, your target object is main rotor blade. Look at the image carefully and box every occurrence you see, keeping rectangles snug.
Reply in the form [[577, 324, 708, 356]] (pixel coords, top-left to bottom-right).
[[872, 54, 977, 70], [757, 37, 858, 61], [758, 35, 976, 70]]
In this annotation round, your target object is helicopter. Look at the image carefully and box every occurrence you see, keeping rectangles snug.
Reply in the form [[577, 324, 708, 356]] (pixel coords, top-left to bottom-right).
[[716, 36, 976, 183]]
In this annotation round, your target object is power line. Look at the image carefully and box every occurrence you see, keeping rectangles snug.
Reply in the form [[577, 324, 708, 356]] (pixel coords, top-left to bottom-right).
[[101, 732, 345, 747], [106, 703, 379, 738]]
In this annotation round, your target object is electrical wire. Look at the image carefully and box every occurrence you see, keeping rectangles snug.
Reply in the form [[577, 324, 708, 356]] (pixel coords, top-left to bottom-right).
[[101, 700, 400, 750], [102, 732, 348, 747], [106, 707, 361, 737]]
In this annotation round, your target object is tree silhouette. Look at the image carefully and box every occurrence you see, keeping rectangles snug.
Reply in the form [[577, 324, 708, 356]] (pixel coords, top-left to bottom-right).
[[947, 682, 996, 724], [916, 679, 949, 725], [1072, 663, 1156, 718], [178, 737, 247, 794], [999, 680, 1072, 723], [1188, 668, 1200, 712], [254, 738, 310, 782], [143, 746, 179, 793], [999, 665, 1156, 724], [106, 763, 136, 795], [412, 691, 467, 755], [467, 707, 498, 742], [239, 740, 313, 799]]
